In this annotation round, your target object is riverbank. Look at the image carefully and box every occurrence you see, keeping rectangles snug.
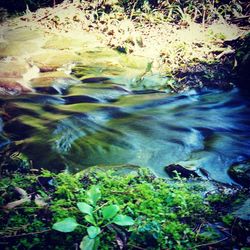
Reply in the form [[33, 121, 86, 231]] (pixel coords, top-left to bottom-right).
[[0, 1, 249, 93]]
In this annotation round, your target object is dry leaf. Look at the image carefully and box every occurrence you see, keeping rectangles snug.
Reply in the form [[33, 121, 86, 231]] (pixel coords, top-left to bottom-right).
[[34, 194, 48, 207], [4, 197, 31, 210], [15, 187, 28, 198]]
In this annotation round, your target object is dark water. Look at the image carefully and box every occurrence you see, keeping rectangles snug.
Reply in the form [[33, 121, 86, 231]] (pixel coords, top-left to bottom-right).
[[1, 79, 250, 184]]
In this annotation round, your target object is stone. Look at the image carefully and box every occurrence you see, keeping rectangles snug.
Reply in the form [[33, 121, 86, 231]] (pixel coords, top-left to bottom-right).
[[80, 164, 141, 176], [30, 50, 83, 72], [30, 74, 79, 95], [0, 59, 30, 78], [43, 35, 85, 50], [228, 161, 250, 187], [164, 164, 200, 178], [0, 41, 40, 57], [4, 28, 44, 42]]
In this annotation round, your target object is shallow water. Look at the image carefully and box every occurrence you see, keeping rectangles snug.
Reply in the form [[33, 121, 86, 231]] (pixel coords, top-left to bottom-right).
[[1, 75, 250, 184]]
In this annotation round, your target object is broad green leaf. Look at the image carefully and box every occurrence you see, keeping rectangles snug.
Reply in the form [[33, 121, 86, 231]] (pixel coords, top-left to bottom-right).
[[85, 214, 96, 225], [80, 235, 100, 250], [87, 226, 101, 239], [52, 217, 79, 232], [113, 215, 134, 226], [77, 202, 93, 215], [86, 185, 101, 206], [102, 204, 119, 220]]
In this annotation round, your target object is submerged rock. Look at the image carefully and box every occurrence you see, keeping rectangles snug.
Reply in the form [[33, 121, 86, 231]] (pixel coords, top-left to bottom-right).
[[63, 95, 100, 104], [81, 77, 111, 83], [228, 161, 250, 187], [31, 75, 79, 95], [164, 164, 200, 178]]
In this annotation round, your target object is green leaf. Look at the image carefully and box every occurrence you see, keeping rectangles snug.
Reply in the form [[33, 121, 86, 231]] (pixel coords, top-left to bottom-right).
[[85, 214, 96, 225], [77, 202, 93, 215], [86, 185, 101, 206], [87, 226, 101, 239], [80, 235, 100, 250], [52, 217, 79, 232], [113, 215, 134, 226], [102, 204, 119, 220]]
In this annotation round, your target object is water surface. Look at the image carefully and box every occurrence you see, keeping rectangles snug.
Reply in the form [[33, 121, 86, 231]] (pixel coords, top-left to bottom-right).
[[1, 76, 250, 184]]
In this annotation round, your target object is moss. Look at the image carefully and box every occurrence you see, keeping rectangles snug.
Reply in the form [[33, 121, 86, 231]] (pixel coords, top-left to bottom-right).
[[1, 168, 247, 249]]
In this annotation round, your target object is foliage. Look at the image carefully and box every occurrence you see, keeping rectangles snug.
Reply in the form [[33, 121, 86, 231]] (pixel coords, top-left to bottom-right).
[[52, 185, 134, 250], [0, 168, 247, 249]]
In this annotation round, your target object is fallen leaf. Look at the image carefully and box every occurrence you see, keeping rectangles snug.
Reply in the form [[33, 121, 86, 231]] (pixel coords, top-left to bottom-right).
[[4, 197, 31, 210], [34, 194, 48, 207], [15, 187, 28, 198]]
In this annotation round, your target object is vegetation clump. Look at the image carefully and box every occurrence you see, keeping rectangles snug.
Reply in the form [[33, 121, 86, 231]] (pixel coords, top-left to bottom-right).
[[0, 168, 249, 249]]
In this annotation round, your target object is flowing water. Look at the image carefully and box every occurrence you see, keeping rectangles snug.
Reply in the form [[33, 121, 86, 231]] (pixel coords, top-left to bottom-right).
[[1, 65, 250, 184]]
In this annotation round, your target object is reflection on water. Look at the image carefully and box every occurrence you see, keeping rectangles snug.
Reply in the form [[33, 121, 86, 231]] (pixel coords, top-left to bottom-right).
[[1, 79, 250, 184]]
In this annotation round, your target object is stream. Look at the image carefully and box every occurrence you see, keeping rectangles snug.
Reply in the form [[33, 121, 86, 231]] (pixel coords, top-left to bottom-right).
[[1, 68, 250, 185]]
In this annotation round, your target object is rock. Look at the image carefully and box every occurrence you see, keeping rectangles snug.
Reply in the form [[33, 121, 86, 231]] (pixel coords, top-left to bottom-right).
[[4, 28, 43, 42], [164, 164, 200, 178], [43, 35, 85, 50], [82, 77, 111, 83], [43, 31, 103, 51], [31, 74, 79, 94], [63, 95, 100, 104], [198, 167, 211, 180], [29, 50, 83, 72], [0, 59, 29, 78], [0, 79, 32, 95], [233, 198, 250, 221], [228, 161, 250, 187], [0, 28, 43, 56], [0, 41, 40, 57], [0, 41, 8, 50], [80, 164, 141, 176], [32, 71, 70, 81]]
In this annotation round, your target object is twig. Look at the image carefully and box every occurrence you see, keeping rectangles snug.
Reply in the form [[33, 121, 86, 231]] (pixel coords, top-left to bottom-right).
[[231, 217, 238, 236], [130, 0, 139, 20], [127, 244, 145, 250], [194, 237, 229, 248], [215, 49, 235, 59], [110, 191, 133, 195], [2, 206, 41, 210], [1, 229, 51, 239], [195, 223, 204, 241], [93, 201, 109, 213]]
